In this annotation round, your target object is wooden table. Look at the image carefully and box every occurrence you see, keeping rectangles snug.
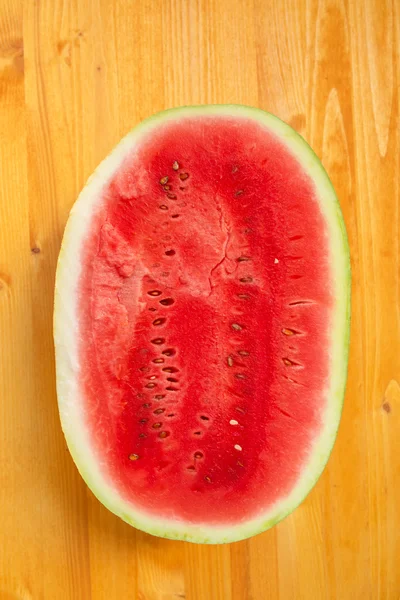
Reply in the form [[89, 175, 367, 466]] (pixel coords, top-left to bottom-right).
[[1, 1, 399, 598]]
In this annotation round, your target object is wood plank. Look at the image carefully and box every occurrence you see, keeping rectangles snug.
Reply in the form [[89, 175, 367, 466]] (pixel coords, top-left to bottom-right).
[[0, 0, 399, 598]]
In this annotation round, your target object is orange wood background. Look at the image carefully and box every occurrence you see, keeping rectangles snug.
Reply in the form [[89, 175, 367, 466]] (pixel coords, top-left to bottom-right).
[[1, 0, 399, 598]]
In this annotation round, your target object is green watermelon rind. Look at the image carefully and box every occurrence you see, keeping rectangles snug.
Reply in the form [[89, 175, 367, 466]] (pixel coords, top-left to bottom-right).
[[54, 105, 350, 544]]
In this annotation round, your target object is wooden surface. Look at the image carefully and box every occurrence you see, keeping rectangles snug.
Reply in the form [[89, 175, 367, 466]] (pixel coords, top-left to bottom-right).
[[0, 0, 399, 598]]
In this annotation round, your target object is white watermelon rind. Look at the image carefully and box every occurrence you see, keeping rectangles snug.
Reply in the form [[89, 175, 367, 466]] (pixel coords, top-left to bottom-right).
[[54, 105, 350, 544]]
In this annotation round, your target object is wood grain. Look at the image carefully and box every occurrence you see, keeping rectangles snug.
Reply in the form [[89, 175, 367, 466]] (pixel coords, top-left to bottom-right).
[[0, 0, 399, 598]]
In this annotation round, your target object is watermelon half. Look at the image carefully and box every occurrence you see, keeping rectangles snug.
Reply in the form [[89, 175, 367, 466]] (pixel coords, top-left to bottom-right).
[[54, 105, 350, 544]]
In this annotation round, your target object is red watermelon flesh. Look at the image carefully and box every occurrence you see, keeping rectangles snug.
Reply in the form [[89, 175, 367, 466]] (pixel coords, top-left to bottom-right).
[[77, 115, 334, 525]]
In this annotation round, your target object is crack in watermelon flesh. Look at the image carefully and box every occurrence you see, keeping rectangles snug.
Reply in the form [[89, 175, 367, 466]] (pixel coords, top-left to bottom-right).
[[78, 116, 333, 525]]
